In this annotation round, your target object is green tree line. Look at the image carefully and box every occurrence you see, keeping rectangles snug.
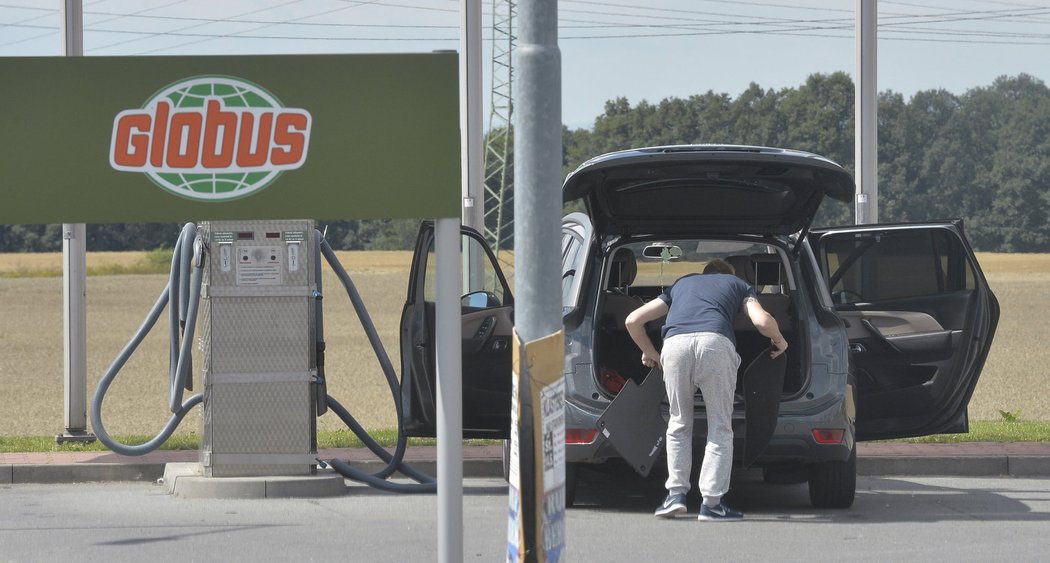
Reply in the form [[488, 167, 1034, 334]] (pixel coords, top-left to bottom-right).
[[3, 72, 1047, 253], [563, 72, 1050, 252]]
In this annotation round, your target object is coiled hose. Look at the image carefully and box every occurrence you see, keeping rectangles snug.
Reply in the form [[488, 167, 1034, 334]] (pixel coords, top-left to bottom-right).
[[90, 223, 204, 456], [317, 234, 436, 493]]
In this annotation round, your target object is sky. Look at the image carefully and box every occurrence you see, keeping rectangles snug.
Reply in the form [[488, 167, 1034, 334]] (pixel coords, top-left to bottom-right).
[[1, 0, 1049, 129]]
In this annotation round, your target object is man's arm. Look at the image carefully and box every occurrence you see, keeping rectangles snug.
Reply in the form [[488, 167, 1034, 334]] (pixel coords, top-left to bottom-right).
[[625, 299, 669, 368], [745, 297, 788, 358]]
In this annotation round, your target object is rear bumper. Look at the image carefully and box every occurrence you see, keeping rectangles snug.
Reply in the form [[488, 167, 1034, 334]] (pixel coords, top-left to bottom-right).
[[565, 395, 854, 467]]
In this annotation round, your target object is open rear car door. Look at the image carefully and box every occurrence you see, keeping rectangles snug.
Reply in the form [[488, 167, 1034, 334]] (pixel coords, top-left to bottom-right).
[[400, 222, 515, 438], [811, 220, 999, 440]]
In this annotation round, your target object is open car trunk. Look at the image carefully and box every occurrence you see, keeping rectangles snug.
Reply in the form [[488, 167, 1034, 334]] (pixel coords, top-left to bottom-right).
[[593, 244, 805, 401], [589, 240, 801, 474]]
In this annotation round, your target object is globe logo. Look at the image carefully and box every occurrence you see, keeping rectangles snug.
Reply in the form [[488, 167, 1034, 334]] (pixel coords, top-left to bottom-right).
[[110, 76, 312, 201]]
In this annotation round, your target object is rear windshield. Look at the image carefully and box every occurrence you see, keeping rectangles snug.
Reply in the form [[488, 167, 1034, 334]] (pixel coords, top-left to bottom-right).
[[609, 239, 786, 292]]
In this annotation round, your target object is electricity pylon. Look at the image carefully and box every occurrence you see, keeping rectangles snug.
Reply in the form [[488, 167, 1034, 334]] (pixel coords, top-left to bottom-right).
[[483, 0, 515, 263]]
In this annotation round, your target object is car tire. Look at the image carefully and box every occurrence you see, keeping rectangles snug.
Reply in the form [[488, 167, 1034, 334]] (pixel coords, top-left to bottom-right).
[[808, 446, 856, 508]]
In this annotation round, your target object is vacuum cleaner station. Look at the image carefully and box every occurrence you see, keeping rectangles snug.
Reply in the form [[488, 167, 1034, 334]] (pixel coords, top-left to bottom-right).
[[92, 219, 436, 496], [198, 220, 319, 479]]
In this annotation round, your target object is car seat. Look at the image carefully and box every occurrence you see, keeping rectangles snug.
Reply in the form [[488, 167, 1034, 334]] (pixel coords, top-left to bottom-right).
[[600, 247, 648, 384]]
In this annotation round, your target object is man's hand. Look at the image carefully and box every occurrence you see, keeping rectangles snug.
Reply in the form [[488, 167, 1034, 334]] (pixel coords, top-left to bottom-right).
[[770, 337, 788, 359], [626, 298, 670, 371], [746, 297, 788, 359]]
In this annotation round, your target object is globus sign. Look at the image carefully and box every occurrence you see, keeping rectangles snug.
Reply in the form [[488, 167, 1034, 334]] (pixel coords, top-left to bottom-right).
[[109, 75, 312, 201], [0, 53, 460, 225]]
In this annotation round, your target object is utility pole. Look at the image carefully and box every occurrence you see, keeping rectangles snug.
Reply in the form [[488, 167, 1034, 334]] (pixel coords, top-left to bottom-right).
[[507, 1, 565, 561], [855, 0, 878, 224], [57, 0, 94, 445]]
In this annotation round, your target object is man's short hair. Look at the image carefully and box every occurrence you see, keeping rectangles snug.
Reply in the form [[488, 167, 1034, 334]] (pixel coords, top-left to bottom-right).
[[703, 258, 735, 275]]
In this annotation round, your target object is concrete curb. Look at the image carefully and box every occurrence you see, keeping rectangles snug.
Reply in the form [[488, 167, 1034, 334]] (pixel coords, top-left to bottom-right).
[[163, 463, 348, 499], [5, 443, 1050, 485], [4, 454, 1050, 485], [860, 455, 1050, 476], [0, 458, 504, 485], [6, 463, 163, 484]]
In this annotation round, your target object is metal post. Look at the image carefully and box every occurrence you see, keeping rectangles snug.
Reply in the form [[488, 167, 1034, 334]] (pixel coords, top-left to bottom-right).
[[855, 0, 878, 224], [436, 6, 478, 557], [435, 218, 463, 563], [508, 0, 565, 560], [57, 0, 94, 444], [461, 0, 485, 293], [461, 0, 484, 232]]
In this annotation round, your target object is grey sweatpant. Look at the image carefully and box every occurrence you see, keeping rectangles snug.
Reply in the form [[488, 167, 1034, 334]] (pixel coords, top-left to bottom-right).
[[661, 332, 741, 503]]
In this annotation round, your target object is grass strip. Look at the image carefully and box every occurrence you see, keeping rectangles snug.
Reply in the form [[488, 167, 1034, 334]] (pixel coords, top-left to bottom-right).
[[3, 421, 1050, 454], [888, 420, 1050, 443], [0, 430, 499, 454]]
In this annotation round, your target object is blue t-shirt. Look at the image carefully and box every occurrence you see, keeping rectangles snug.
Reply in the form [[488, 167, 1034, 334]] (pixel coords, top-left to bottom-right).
[[658, 273, 757, 344]]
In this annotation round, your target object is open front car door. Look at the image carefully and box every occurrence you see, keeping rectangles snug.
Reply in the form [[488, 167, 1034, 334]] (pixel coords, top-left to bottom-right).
[[400, 222, 515, 438], [812, 220, 999, 440]]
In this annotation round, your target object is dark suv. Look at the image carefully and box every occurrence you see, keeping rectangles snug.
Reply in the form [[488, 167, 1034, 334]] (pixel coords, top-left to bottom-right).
[[399, 145, 999, 508]]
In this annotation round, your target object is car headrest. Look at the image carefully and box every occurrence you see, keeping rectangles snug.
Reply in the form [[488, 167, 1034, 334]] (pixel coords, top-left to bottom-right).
[[750, 253, 784, 287], [724, 255, 752, 283], [609, 247, 638, 288]]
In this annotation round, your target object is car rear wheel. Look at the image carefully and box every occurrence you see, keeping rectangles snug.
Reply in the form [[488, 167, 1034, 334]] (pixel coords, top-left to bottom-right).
[[808, 446, 856, 508]]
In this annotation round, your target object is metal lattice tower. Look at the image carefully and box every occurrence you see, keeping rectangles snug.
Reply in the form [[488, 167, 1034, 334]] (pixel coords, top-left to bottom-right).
[[483, 0, 515, 258]]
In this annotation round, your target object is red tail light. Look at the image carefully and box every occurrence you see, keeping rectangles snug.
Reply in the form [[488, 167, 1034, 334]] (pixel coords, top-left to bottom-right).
[[566, 428, 597, 444], [812, 428, 845, 444]]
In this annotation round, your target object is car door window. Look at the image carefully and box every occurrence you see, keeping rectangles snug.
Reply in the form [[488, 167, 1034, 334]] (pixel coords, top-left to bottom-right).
[[824, 229, 975, 305], [423, 233, 509, 307], [560, 213, 592, 311]]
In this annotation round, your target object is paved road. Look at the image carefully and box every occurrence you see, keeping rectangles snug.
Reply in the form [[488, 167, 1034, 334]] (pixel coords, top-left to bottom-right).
[[2, 468, 1048, 562]]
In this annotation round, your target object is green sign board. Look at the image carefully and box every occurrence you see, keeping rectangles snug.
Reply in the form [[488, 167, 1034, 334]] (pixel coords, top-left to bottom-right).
[[0, 53, 460, 224]]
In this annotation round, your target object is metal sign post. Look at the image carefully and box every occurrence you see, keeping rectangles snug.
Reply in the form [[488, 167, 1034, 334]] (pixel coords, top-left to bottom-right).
[[855, 0, 878, 225], [435, 218, 464, 563], [57, 0, 95, 445]]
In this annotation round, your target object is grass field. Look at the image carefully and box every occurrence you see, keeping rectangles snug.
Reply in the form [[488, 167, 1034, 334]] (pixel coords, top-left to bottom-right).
[[0, 250, 1047, 439]]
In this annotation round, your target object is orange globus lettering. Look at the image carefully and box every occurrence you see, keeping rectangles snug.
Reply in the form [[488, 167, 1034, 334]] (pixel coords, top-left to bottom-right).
[[236, 112, 272, 168], [271, 112, 309, 166], [201, 99, 237, 169], [110, 76, 311, 201], [111, 113, 151, 168], [166, 111, 203, 169]]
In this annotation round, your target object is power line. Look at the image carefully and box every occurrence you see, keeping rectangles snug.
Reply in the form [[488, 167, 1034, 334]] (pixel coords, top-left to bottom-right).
[[4, 0, 1050, 51], [90, 0, 309, 53], [134, 0, 384, 55]]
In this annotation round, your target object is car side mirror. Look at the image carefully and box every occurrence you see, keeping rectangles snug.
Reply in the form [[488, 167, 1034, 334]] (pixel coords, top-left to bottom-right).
[[462, 290, 500, 309]]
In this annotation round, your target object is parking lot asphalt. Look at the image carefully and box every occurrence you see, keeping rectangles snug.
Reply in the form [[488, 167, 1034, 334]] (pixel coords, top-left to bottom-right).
[[2, 441, 1050, 485]]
